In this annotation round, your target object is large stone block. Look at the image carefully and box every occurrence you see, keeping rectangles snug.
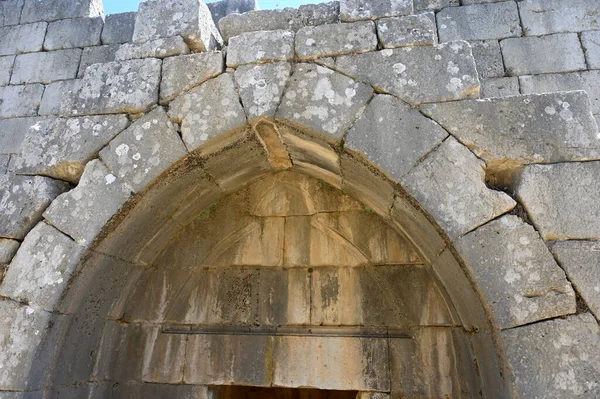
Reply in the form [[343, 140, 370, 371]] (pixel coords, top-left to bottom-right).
[[133, 0, 222, 52], [0, 117, 44, 154], [160, 52, 223, 103], [208, 0, 258, 26], [0, 83, 45, 118], [515, 161, 600, 240], [421, 91, 600, 165], [335, 41, 479, 105], [376, 14, 437, 48], [38, 79, 80, 116], [480, 77, 519, 98], [102, 12, 136, 45], [0, 56, 14, 86], [340, 0, 412, 21], [235, 62, 291, 118], [227, 29, 294, 66], [346, 94, 448, 180], [401, 137, 515, 239], [502, 313, 600, 399], [43, 17, 103, 50], [20, 0, 103, 23], [0, 22, 47, 56], [519, 0, 600, 36], [10, 49, 81, 84], [115, 36, 190, 60], [78, 44, 119, 78], [581, 30, 600, 70], [276, 64, 373, 139], [0, 0, 24, 27], [295, 21, 377, 60], [501, 33, 586, 75], [470, 40, 504, 78]]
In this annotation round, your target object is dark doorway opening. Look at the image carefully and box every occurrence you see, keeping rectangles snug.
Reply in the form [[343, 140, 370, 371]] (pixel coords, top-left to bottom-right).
[[212, 386, 360, 399]]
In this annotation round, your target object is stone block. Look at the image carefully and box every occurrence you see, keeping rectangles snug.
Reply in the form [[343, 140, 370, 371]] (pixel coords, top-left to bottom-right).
[[502, 313, 600, 398], [401, 137, 515, 239], [0, 222, 85, 311], [227, 29, 294, 66], [168, 73, 246, 151], [62, 58, 161, 116], [276, 64, 373, 139], [501, 33, 586, 75], [437, 2, 521, 42], [458, 215, 575, 329], [0, 0, 24, 27], [515, 161, 600, 240], [10, 49, 81, 84], [0, 239, 19, 264], [0, 155, 8, 174], [581, 30, 600, 69], [160, 52, 223, 103], [112, 383, 209, 399], [421, 91, 600, 165], [0, 56, 14, 86], [208, 0, 258, 27], [295, 21, 377, 60], [43, 17, 103, 50], [346, 94, 448, 180], [377, 14, 437, 48], [0, 174, 69, 239], [235, 62, 291, 118], [470, 40, 504, 78], [340, 0, 412, 21], [335, 41, 479, 105], [133, 0, 222, 52], [38, 79, 80, 116], [78, 44, 119, 78], [519, 0, 600, 36], [15, 115, 128, 183], [0, 117, 44, 154], [480, 77, 519, 98], [100, 107, 186, 193], [115, 37, 190, 61], [0, 22, 47, 56], [102, 12, 136, 45], [413, 0, 458, 11], [553, 241, 600, 319], [20, 0, 103, 23]]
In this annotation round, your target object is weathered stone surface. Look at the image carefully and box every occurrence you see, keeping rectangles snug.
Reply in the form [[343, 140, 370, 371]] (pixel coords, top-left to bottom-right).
[[0, 22, 47, 56], [78, 45, 119, 78], [38, 79, 80, 116], [458, 215, 575, 329], [437, 2, 521, 42], [115, 36, 190, 61], [0, 174, 69, 239], [10, 49, 81, 84], [0, 155, 9, 174], [113, 383, 210, 399], [413, 0, 458, 11], [501, 33, 586, 75], [295, 21, 377, 60], [519, 0, 600, 36], [402, 137, 515, 238], [168, 74, 246, 151], [277, 64, 372, 138], [0, 117, 44, 154], [20, 0, 103, 24], [15, 115, 129, 183], [161, 52, 223, 103], [0, 56, 14, 86], [340, 0, 412, 21], [0, 0, 24, 27], [235, 62, 291, 118], [43, 17, 103, 50], [480, 77, 519, 98], [515, 162, 600, 240], [581, 30, 600, 70], [377, 14, 437, 48], [502, 313, 600, 398], [133, 0, 222, 52], [227, 29, 294, 66], [100, 108, 186, 193], [0, 222, 84, 311], [335, 41, 479, 105], [0, 298, 50, 390], [0, 239, 19, 264], [102, 12, 136, 45], [553, 241, 600, 319], [63, 58, 161, 116], [357, 393, 390, 399], [470, 40, 504, 78], [208, 0, 258, 27], [421, 91, 600, 165], [346, 94, 448, 180]]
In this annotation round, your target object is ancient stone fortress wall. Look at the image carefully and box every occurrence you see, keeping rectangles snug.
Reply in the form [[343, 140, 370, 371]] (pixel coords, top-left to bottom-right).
[[0, 0, 600, 398]]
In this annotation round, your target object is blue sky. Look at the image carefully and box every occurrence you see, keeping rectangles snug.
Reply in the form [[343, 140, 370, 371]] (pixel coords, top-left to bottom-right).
[[103, 0, 323, 15]]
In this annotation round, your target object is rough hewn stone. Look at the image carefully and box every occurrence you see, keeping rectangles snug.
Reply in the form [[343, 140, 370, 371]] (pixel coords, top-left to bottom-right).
[[276, 63, 373, 138], [515, 162, 600, 240], [227, 29, 294, 66], [346, 94, 448, 180], [113, 383, 210, 399], [133, 0, 222, 52], [581, 30, 600, 70], [235, 62, 291, 118], [38, 80, 80, 116], [160, 52, 223, 103], [519, 0, 600, 36], [43, 17, 103, 51], [340, 0, 412, 21], [502, 313, 600, 399], [377, 14, 437, 48], [0, 56, 14, 86], [335, 41, 479, 105], [470, 40, 504, 78], [421, 91, 600, 165], [0, 0, 24, 28], [20, 0, 103, 24], [480, 77, 519, 98], [0, 23, 47, 56], [501, 33, 586, 75], [102, 12, 136, 45], [0, 174, 69, 239], [10, 50, 81, 84], [0, 239, 19, 264], [100, 108, 187, 193], [115, 36, 190, 61], [295, 21, 377, 60], [14, 115, 129, 183], [402, 137, 515, 238], [0, 117, 44, 154], [458, 215, 575, 329], [552, 241, 600, 319], [437, 2, 521, 42], [78, 45, 119, 78], [413, 0, 458, 11], [209, 0, 258, 27]]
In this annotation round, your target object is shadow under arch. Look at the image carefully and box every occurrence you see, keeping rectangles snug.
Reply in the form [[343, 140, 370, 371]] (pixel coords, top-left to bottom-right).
[[27, 118, 511, 398]]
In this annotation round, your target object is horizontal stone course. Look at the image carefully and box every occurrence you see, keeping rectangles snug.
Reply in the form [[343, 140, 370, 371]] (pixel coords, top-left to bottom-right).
[[0, 22, 47, 56], [10, 49, 81, 84], [581, 30, 600, 69], [102, 12, 136, 45], [20, 0, 103, 24], [376, 14, 437, 48], [0, 84, 45, 118], [295, 21, 377, 60], [340, 0, 412, 21], [227, 29, 294, 66], [115, 37, 190, 61], [43, 17, 103, 51], [519, 0, 600, 36]]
